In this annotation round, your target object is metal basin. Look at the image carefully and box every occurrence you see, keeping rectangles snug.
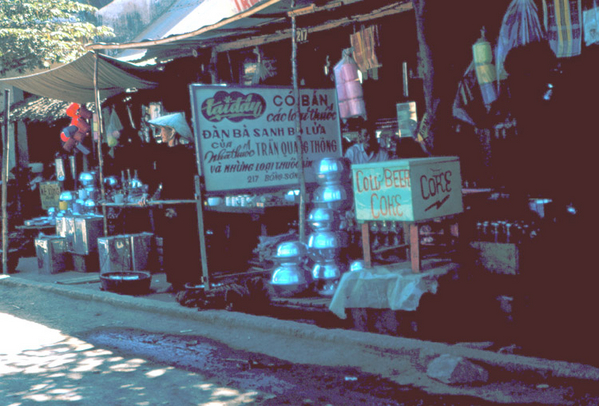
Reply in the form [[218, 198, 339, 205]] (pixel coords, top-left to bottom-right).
[[312, 183, 349, 210], [314, 156, 347, 183], [307, 207, 338, 231], [307, 230, 341, 260], [100, 271, 151, 295], [270, 264, 311, 297], [311, 260, 342, 281], [274, 241, 307, 264]]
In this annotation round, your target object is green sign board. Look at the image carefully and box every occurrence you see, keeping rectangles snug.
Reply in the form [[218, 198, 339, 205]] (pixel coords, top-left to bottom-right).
[[351, 157, 463, 222]]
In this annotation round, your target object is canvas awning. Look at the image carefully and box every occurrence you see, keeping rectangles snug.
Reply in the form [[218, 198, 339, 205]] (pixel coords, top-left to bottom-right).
[[0, 52, 160, 103]]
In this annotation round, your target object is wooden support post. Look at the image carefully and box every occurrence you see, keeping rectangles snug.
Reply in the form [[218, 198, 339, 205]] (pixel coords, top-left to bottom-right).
[[361, 222, 371, 268], [195, 176, 210, 290], [409, 223, 421, 273]]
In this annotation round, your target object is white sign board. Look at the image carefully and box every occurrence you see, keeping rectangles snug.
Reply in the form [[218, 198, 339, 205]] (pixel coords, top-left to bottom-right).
[[190, 85, 342, 193]]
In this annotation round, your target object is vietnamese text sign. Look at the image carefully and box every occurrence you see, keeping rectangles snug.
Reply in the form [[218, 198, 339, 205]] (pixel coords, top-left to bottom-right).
[[190, 85, 341, 193], [352, 157, 463, 222], [39, 181, 61, 210]]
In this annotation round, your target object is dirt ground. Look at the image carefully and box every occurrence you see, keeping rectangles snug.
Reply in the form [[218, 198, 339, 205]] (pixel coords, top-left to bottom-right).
[[2, 279, 599, 405]]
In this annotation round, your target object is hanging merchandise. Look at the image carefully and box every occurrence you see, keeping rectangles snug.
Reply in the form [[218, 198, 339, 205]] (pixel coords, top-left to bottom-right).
[[583, 0, 599, 46], [452, 62, 488, 127], [251, 47, 276, 85], [334, 49, 366, 120], [61, 103, 92, 154], [495, 0, 546, 88], [542, 0, 583, 58], [473, 28, 498, 106], [350, 25, 382, 73]]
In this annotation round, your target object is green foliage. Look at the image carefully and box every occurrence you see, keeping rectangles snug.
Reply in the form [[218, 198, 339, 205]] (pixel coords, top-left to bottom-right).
[[0, 0, 114, 75]]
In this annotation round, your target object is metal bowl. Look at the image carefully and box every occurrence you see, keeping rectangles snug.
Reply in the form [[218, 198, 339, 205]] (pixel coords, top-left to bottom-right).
[[79, 172, 96, 188], [311, 260, 341, 281], [314, 156, 347, 183], [100, 271, 151, 295], [312, 183, 349, 210], [307, 230, 341, 260], [274, 241, 307, 263], [104, 176, 118, 187], [270, 264, 311, 297], [349, 259, 367, 272], [307, 207, 338, 231]]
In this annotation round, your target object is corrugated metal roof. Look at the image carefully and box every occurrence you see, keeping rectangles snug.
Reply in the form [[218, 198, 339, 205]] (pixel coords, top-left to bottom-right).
[[91, 0, 317, 60]]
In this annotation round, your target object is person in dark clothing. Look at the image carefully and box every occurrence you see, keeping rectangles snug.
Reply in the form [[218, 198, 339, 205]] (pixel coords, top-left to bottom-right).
[[503, 40, 598, 364], [146, 112, 201, 292]]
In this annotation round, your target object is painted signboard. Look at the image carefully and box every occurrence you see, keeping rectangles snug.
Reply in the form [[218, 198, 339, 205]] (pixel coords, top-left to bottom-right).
[[352, 157, 463, 222], [39, 181, 61, 210], [190, 85, 342, 193]]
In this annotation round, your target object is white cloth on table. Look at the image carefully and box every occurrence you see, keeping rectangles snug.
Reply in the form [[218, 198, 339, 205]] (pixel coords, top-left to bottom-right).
[[329, 260, 454, 319]]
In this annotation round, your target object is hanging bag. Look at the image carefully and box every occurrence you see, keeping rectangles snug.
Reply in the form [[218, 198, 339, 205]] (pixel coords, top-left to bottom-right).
[[583, 0, 599, 46], [542, 0, 583, 58], [495, 0, 546, 90]]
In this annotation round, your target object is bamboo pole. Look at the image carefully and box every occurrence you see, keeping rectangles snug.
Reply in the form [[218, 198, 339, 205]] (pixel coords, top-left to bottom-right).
[[291, 0, 307, 243], [93, 52, 108, 237], [2, 89, 10, 274]]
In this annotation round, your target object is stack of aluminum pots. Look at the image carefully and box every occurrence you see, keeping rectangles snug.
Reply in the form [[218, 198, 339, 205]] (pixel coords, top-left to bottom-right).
[[308, 157, 350, 296], [270, 241, 311, 297]]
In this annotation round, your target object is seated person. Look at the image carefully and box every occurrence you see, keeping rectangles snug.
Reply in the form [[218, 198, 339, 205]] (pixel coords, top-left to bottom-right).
[[344, 119, 391, 164]]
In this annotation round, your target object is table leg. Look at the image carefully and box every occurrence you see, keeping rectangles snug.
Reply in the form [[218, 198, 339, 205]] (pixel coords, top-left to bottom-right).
[[361, 223, 371, 268], [409, 223, 421, 273]]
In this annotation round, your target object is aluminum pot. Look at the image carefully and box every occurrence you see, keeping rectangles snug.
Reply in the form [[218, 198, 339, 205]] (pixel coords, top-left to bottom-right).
[[104, 176, 118, 188], [312, 183, 349, 210], [349, 259, 367, 272], [311, 259, 341, 281], [273, 241, 307, 264], [270, 263, 311, 297], [307, 230, 341, 260], [307, 207, 338, 231], [314, 156, 347, 184], [79, 171, 96, 188]]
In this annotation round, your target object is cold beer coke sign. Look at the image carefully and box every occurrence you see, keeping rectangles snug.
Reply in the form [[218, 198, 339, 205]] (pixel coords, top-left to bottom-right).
[[352, 157, 463, 222], [190, 85, 342, 193]]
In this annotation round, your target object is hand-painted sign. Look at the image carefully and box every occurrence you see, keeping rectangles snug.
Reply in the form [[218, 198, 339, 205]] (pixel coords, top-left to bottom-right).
[[190, 85, 342, 193], [39, 181, 61, 210], [352, 157, 463, 222]]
